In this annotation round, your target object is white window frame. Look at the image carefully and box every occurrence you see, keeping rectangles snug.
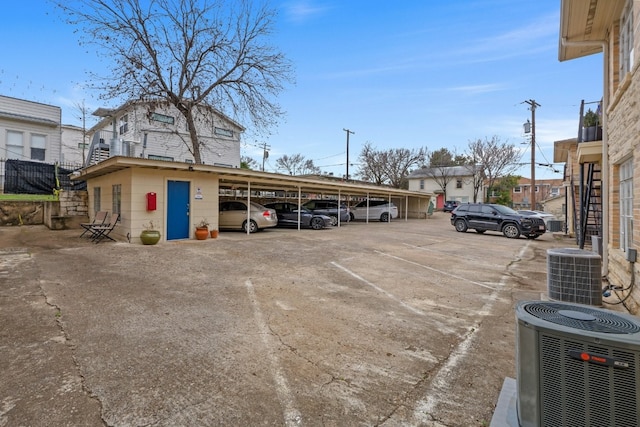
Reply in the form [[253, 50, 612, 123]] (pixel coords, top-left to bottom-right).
[[620, 0, 634, 81], [30, 134, 46, 161], [514, 186, 522, 193], [6, 130, 24, 159], [419, 179, 424, 190], [620, 158, 633, 252]]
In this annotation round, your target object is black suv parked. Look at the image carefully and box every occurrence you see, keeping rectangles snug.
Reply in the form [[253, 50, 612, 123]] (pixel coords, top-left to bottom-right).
[[443, 200, 459, 212], [450, 203, 546, 239]]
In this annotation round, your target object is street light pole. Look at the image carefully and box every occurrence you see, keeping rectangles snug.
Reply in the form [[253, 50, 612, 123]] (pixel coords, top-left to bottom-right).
[[343, 128, 354, 180], [523, 99, 540, 210]]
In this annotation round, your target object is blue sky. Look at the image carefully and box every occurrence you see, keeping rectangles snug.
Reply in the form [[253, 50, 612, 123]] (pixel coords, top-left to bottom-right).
[[2, 0, 603, 180]]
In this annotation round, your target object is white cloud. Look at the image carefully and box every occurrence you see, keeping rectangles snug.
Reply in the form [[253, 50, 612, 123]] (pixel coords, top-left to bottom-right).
[[282, 1, 331, 24]]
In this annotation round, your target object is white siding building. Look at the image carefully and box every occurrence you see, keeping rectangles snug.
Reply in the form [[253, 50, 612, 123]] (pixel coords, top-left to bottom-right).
[[0, 95, 62, 163], [407, 165, 481, 209], [85, 100, 244, 167]]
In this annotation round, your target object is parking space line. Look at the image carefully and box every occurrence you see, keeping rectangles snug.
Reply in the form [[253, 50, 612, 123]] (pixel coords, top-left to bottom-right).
[[402, 243, 506, 269], [408, 242, 531, 425], [375, 250, 499, 291], [245, 280, 302, 426], [331, 262, 425, 316]]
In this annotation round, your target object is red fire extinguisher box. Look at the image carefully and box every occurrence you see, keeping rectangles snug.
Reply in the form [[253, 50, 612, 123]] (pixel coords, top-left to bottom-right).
[[146, 192, 157, 211]]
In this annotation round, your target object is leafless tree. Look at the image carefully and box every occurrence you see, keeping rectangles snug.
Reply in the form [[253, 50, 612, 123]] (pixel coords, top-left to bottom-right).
[[56, 0, 293, 163], [421, 148, 470, 201], [275, 154, 321, 176], [357, 142, 387, 185], [357, 143, 427, 188], [466, 136, 521, 202]]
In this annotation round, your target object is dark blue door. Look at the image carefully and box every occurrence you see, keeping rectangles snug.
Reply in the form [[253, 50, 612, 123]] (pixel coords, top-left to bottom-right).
[[167, 180, 190, 240]]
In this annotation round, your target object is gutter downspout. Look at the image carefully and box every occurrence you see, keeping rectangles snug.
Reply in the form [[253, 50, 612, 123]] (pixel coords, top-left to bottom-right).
[[561, 37, 609, 277]]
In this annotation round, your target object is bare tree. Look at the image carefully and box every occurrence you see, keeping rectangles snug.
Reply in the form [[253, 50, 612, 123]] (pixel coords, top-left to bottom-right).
[[357, 142, 387, 185], [421, 148, 470, 201], [467, 136, 521, 202], [357, 143, 427, 188], [69, 100, 94, 164], [275, 154, 321, 176], [56, 0, 293, 164]]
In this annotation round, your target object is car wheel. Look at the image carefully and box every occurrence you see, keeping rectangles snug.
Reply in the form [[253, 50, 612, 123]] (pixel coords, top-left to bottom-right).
[[502, 223, 521, 239], [329, 215, 338, 226], [242, 220, 258, 233], [476, 229, 486, 234], [454, 219, 468, 232], [310, 217, 325, 230], [380, 212, 389, 222]]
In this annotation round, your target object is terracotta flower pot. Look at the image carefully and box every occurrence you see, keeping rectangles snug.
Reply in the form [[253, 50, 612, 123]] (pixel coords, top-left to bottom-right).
[[195, 227, 209, 240], [210, 229, 218, 238]]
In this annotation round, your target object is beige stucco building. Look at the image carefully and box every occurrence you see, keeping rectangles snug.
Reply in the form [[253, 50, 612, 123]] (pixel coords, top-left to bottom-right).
[[74, 156, 433, 245], [558, 0, 640, 313]]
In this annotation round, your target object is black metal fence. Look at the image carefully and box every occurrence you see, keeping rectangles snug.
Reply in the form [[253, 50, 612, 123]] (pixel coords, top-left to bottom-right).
[[0, 158, 87, 194]]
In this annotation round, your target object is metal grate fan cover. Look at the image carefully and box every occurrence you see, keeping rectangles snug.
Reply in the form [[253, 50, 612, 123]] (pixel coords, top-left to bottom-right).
[[524, 301, 640, 334], [547, 248, 602, 306], [516, 301, 640, 427]]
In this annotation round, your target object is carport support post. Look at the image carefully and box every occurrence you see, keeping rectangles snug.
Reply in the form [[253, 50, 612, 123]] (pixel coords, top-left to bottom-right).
[[246, 181, 251, 235], [388, 194, 391, 224], [405, 196, 408, 221], [297, 187, 302, 231], [338, 190, 341, 226], [366, 192, 370, 223]]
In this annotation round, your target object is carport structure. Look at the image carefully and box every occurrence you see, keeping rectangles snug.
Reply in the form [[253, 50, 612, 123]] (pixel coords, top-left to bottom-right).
[[72, 156, 433, 243]]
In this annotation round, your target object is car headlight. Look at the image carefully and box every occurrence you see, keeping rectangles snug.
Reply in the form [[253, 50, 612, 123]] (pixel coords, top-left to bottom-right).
[[521, 218, 532, 226]]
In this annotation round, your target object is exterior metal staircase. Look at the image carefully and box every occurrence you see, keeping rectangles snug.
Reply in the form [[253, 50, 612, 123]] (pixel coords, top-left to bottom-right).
[[577, 162, 602, 249]]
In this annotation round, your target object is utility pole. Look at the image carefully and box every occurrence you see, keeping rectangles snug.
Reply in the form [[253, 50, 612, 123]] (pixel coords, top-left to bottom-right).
[[261, 142, 270, 172], [343, 128, 355, 180], [523, 99, 540, 210]]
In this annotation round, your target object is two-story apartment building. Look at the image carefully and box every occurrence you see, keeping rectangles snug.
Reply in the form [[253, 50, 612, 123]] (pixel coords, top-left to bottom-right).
[[0, 95, 62, 163], [558, 0, 640, 313], [85, 99, 244, 167], [407, 165, 482, 209]]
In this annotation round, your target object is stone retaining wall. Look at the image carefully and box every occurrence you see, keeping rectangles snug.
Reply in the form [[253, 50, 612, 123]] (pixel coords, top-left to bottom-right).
[[0, 190, 89, 229]]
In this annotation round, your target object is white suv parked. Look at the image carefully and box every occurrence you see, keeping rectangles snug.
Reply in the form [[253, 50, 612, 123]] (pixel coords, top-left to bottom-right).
[[350, 200, 398, 222]]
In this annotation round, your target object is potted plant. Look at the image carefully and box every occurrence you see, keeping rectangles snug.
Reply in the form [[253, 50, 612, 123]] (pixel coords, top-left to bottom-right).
[[140, 220, 161, 245], [195, 218, 209, 240], [582, 108, 602, 142]]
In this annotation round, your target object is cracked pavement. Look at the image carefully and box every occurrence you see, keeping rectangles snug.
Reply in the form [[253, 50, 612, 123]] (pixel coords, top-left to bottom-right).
[[0, 214, 572, 426]]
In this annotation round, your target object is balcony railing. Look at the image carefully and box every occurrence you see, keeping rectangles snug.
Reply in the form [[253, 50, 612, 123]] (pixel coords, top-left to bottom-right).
[[578, 99, 602, 143]]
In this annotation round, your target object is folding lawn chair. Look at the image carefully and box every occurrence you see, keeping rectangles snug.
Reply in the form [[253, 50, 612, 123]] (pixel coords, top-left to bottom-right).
[[90, 213, 120, 243], [80, 211, 108, 238]]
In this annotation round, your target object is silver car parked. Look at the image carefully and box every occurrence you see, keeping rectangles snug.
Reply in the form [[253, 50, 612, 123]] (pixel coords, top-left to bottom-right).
[[219, 201, 278, 233]]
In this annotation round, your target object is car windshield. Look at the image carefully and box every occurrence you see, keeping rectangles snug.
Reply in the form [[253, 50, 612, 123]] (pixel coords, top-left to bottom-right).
[[493, 205, 518, 215]]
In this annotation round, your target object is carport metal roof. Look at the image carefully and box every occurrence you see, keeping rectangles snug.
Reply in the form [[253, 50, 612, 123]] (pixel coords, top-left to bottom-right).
[[71, 156, 433, 201]]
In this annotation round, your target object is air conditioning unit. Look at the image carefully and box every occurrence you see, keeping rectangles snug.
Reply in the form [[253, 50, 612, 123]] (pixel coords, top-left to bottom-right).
[[547, 248, 602, 306], [516, 300, 640, 427]]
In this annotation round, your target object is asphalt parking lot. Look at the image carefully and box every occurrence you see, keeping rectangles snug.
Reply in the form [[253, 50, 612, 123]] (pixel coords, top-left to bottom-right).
[[1, 212, 574, 426]]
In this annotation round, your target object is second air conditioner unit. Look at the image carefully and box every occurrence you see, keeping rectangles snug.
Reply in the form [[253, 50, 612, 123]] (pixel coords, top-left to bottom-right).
[[547, 248, 602, 306], [516, 300, 640, 427]]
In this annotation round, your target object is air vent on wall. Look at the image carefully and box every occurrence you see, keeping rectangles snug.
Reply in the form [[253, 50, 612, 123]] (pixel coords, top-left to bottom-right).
[[516, 300, 640, 427], [547, 248, 602, 306]]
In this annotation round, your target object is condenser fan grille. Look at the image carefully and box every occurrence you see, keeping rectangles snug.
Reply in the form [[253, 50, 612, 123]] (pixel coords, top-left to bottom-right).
[[524, 302, 640, 334]]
